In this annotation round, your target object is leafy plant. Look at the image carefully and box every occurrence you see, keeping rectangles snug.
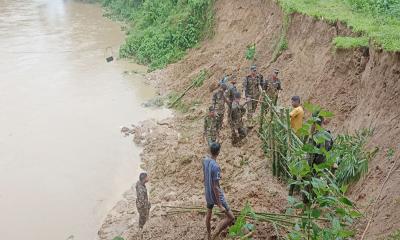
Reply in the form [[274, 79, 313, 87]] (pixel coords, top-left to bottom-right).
[[334, 129, 377, 186], [245, 43, 256, 60], [228, 203, 255, 238], [103, 0, 214, 70], [286, 107, 362, 239], [259, 100, 371, 239]]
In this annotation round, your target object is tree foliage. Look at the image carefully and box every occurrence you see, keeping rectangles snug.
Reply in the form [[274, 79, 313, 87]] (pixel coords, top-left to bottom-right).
[[102, 0, 214, 70]]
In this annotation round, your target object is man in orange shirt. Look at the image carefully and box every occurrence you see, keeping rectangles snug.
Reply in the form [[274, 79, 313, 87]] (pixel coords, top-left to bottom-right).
[[289, 96, 304, 134]]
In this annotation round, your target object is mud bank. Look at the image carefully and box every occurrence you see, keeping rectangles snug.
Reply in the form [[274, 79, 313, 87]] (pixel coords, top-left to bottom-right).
[[99, 0, 400, 239]]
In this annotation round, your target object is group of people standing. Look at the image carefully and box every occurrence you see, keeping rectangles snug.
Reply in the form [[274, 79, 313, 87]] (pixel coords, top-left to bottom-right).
[[201, 65, 325, 239], [202, 65, 289, 239], [133, 65, 312, 239], [204, 65, 283, 146]]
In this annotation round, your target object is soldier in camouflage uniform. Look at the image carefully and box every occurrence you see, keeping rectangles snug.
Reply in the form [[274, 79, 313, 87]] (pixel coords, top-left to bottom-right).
[[243, 64, 263, 120], [230, 92, 247, 144], [136, 172, 151, 231], [212, 83, 228, 131], [225, 75, 238, 123], [265, 69, 282, 105], [204, 106, 219, 146]]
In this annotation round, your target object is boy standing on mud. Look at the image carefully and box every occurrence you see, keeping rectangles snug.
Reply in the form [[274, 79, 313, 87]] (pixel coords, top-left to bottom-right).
[[202, 143, 235, 240]]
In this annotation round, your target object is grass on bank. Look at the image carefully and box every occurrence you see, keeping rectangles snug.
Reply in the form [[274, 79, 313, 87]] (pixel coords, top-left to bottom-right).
[[277, 0, 400, 51], [102, 0, 214, 70], [333, 36, 369, 49]]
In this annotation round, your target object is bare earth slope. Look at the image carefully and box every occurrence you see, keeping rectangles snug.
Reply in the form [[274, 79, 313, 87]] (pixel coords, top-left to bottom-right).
[[99, 0, 400, 239]]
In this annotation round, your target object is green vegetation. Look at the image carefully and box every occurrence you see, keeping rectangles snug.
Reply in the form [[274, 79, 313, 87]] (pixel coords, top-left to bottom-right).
[[228, 203, 255, 239], [245, 43, 256, 60], [112, 237, 124, 240], [259, 94, 376, 187], [334, 129, 377, 186], [102, 0, 214, 70], [333, 36, 369, 49], [258, 98, 367, 239], [278, 0, 400, 51], [270, 13, 290, 63], [388, 230, 400, 240]]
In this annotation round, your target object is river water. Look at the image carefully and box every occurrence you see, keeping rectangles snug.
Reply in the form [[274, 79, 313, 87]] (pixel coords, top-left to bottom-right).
[[0, 1, 169, 239]]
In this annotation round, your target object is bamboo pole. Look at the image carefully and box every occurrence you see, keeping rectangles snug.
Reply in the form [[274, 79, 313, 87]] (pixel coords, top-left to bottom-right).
[[169, 82, 196, 107], [161, 205, 330, 222], [271, 109, 277, 176], [240, 232, 253, 239], [278, 108, 287, 178], [259, 93, 266, 133], [286, 109, 292, 155], [261, 95, 303, 146]]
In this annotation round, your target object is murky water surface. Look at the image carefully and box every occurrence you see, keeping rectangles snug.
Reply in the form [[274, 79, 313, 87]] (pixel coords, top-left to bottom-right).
[[0, 1, 169, 239]]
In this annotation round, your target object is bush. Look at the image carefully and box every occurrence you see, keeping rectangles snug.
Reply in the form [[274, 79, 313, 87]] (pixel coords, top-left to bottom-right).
[[103, 0, 214, 70], [333, 129, 376, 186]]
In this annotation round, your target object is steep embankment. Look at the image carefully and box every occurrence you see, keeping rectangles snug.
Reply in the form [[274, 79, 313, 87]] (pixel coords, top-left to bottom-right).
[[99, 0, 400, 239], [273, 13, 400, 239]]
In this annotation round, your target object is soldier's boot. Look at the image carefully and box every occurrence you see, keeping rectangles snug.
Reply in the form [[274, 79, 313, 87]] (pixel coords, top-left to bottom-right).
[[238, 127, 247, 140], [231, 130, 238, 145]]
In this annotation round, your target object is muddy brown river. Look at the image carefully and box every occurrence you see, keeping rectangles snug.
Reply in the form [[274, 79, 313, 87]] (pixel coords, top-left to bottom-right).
[[0, 1, 169, 239]]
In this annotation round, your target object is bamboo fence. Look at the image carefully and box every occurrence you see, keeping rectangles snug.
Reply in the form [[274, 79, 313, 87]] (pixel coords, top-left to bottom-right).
[[258, 93, 303, 180]]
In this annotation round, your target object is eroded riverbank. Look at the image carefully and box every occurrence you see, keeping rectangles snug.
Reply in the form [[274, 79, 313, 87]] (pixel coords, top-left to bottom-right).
[[0, 1, 169, 239], [99, 0, 400, 239]]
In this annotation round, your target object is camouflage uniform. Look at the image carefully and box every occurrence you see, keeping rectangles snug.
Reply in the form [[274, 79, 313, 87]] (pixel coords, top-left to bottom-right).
[[212, 90, 226, 131], [265, 78, 282, 105], [136, 181, 150, 229], [225, 84, 238, 122], [244, 74, 263, 118], [204, 114, 218, 146], [230, 101, 246, 143]]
